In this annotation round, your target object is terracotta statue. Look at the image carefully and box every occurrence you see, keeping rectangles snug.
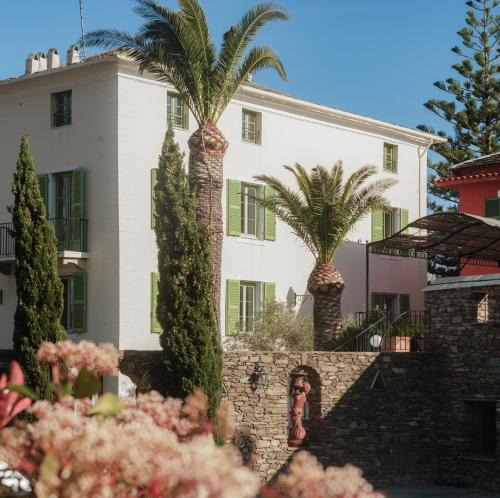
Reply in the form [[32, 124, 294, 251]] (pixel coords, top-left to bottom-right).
[[288, 371, 311, 447]]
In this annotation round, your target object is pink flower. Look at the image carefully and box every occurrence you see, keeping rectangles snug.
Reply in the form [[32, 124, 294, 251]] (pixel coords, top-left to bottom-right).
[[0, 361, 32, 429], [37, 340, 119, 377]]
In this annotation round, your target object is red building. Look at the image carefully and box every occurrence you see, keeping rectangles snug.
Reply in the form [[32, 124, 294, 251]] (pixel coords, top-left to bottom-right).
[[436, 151, 500, 275]]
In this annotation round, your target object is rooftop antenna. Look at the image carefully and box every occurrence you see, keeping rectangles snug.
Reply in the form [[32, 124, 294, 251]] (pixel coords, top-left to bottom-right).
[[79, 0, 87, 57]]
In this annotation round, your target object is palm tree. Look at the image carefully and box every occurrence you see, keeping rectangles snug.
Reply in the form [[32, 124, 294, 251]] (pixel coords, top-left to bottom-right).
[[85, 0, 288, 329], [255, 163, 396, 350]]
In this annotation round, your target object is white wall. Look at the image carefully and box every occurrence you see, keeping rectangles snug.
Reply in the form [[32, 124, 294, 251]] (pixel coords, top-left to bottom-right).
[[0, 62, 120, 349], [116, 64, 429, 350], [0, 58, 430, 353]]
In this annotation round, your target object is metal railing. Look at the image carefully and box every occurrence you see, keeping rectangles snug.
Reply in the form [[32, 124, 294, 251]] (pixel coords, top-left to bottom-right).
[[335, 310, 427, 352], [52, 110, 72, 127], [0, 218, 88, 256]]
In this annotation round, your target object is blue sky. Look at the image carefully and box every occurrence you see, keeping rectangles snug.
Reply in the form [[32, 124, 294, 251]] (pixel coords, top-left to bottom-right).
[[1, 0, 466, 133]]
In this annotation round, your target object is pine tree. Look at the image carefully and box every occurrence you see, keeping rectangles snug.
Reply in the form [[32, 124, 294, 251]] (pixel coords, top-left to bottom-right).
[[154, 126, 222, 414], [9, 135, 66, 399], [418, 0, 499, 277]]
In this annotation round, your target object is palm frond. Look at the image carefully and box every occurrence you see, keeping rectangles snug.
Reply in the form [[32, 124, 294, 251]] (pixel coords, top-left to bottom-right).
[[87, 0, 287, 126], [255, 163, 396, 263], [212, 3, 288, 121]]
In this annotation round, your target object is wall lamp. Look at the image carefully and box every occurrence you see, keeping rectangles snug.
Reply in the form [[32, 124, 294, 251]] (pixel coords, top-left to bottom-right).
[[250, 361, 270, 390]]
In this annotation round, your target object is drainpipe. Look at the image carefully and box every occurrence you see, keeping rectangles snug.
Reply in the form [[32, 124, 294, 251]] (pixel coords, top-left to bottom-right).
[[418, 139, 435, 218]]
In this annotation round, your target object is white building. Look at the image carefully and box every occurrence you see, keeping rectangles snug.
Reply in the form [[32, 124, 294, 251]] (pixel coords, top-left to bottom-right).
[[0, 48, 443, 366]]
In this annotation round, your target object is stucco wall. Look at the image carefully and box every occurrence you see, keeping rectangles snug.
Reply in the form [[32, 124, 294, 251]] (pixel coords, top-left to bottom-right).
[[0, 62, 121, 349]]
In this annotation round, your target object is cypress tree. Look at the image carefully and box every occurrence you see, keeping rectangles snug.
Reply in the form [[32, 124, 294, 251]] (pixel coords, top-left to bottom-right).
[[9, 135, 66, 399], [154, 125, 222, 414], [418, 0, 499, 277]]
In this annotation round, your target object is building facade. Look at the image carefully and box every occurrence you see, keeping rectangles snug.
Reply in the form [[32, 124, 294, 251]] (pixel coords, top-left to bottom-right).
[[436, 151, 500, 275], [0, 48, 442, 365]]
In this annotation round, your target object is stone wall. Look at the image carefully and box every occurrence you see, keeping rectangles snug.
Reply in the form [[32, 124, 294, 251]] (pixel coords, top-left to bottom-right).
[[120, 350, 437, 486], [425, 278, 500, 492], [223, 352, 437, 486]]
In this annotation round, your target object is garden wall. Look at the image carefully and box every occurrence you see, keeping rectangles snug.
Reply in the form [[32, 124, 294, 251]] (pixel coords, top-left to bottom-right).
[[223, 352, 437, 485], [120, 350, 437, 486], [425, 276, 500, 492]]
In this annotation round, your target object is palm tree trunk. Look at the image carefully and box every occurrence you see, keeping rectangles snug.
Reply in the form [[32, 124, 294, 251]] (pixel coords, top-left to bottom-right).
[[188, 124, 228, 332], [307, 262, 345, 350]]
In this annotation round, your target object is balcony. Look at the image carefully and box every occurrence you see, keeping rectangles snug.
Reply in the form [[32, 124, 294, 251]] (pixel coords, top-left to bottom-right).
[[0, 218, 88, 272]]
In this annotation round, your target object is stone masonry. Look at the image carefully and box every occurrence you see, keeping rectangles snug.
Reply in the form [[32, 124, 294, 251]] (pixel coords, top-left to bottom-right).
[[425, 275, 500, 492]]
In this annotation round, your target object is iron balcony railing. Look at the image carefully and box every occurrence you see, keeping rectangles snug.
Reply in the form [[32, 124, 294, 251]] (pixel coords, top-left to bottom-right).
[[0, 218, 88, 257], [335, 310, 427, 352]]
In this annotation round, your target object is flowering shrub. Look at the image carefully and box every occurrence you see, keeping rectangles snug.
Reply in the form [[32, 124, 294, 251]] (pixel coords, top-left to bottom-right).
[[0, 341, 383, 498]]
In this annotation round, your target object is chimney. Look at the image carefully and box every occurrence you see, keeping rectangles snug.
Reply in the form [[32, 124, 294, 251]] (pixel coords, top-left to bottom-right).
[[37, 52, 47, 71], [47, 48, 60, 70], [25, 53, 40, 75], [67, 44, 80, 65]]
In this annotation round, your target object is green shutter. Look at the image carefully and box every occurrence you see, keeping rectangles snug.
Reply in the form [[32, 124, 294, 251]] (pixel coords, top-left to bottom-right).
[[182, 100, 189, 130], [372, 209, 384, 241], [151, 169, 158, 229], [71, 168, 86, 251], [226, 279, 240, 335], [227, 180, 241, 236], [485, 198, 500, 219], [265, 282, 276, 304], [400, 208, 409, 234], [70, 272, 87, 333], [264, 186, 276, 241], [151, 272, 161, 334], [37, 174, 49, 215], [399, 294, 410, 314]]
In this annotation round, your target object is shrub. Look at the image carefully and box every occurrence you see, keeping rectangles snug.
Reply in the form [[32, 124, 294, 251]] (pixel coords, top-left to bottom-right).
[[225, 301, 313, 351]]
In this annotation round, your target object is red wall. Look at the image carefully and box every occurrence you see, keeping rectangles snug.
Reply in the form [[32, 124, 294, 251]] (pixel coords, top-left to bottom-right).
[[456, 178, 500, 275]]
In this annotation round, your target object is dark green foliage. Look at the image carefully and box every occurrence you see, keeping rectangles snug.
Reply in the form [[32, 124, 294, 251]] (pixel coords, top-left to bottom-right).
[[418, 0, 499, 208], [418, 0, 499, 278], [9, 135, 66, 400], [154, 126, 222, 414]]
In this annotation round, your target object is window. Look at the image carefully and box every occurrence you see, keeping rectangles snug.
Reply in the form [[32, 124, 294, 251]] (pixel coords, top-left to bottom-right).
[[36, 168, 87, 252], [227, 180, 276, 240], [371, 293, 397, 313], [167, 93, 188, 129], [465, 401, 496, 459], [240, 282, 261, 332], [473, 292, 489, 324], [242, 109, 261, 144], [52, 90, 72, 127], [485, 198, 500, 220], [60, 273, 87, 334], [372, 207, 408, 241], [240, 184, 263, 238], [383, 143, 398, 173], [225, 280, 276, 335]]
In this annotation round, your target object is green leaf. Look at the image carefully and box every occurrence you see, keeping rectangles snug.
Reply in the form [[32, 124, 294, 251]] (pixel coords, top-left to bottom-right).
[[8, 384, 39, 400], [87, 393, 122, 417], [73, 368, 100, 399]]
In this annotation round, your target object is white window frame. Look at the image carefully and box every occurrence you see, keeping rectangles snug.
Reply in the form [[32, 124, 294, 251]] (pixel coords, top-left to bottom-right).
[[383, 143, 398, 173], [239, 281, 264, 332], [240, 183, 264, 239], [167, 92, 188, 129], [242, 109, 261, 144]]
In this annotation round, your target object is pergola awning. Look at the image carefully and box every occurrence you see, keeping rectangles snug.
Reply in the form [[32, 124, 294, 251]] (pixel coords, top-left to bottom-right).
[[368, 212, 500, 268]]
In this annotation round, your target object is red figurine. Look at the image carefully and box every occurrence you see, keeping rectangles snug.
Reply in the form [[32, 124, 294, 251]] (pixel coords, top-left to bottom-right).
[[288, 371, 311, 447]]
